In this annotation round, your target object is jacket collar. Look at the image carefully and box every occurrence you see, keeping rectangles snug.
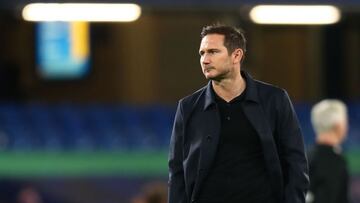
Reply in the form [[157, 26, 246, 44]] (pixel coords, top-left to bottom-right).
[[203, 70, 259, 110]]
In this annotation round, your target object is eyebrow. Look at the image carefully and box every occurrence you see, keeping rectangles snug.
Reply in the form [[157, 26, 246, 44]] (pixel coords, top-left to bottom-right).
[[199, 48, 220, 55]]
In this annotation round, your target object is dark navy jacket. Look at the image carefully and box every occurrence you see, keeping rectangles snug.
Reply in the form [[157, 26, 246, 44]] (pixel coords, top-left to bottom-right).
[[168, 71, 309, 203]]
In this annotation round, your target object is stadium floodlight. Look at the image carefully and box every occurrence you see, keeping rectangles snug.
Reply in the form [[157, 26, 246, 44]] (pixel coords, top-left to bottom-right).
[[249, 5, 341, 25], [22, 3, 141, 22]]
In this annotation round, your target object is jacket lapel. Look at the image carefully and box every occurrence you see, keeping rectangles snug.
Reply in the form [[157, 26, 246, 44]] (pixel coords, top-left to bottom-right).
[[240, 71, 279, 161], [241, 71, 283, 200], [242, 101, 283, 201], [242, 101, 277, 160]]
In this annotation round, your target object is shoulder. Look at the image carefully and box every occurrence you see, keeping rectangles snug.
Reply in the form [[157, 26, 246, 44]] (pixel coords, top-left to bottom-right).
[[253, 79, 288, 101], [249, 78, 296, 119]]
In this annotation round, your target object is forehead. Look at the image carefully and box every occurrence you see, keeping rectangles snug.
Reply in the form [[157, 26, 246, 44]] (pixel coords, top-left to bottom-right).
[[199, 34, 225, 49]]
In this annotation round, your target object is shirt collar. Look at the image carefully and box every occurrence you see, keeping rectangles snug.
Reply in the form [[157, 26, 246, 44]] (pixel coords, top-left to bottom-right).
[[204, 70, 259, 110]]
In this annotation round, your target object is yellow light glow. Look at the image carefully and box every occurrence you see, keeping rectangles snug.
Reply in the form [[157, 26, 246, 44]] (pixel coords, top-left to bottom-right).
[[249, 5, 341, 25], [22, 3, 141, 22], [71, 22, 89, 60]]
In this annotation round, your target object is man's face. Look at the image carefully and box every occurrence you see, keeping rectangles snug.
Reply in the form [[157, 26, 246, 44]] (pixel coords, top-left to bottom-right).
[[199, 34, 233, 81]]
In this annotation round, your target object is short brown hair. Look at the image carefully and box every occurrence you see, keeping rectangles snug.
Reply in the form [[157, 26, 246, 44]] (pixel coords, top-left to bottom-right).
[[201, 24, 246, 63]]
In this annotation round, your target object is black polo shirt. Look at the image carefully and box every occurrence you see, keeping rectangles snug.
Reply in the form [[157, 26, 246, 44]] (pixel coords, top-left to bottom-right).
[[198, 85, 273, 203]]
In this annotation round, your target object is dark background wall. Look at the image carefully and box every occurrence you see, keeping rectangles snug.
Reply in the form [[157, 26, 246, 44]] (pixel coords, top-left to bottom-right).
[[1, 9, 360, 104]]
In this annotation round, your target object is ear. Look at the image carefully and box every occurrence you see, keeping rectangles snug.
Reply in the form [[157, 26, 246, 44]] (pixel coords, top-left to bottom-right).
[[232, 48, 244, 64]]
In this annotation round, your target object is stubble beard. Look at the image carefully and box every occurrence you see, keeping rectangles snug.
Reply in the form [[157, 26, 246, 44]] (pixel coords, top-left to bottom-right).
[[204, 68, 230, 82]]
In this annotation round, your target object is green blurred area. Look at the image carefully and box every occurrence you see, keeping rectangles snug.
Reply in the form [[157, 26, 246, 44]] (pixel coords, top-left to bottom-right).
[[0, 150, 359, 177], [0, 151, 168, 177], [346, 149, 360, 175]]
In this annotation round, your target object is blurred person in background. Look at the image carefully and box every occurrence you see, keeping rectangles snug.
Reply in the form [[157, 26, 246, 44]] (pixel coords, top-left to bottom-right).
[[168, 24, 309, 203], [0, 181, 42, 203], [307, 99, 349, 203], [17, 186, 43, 203], [131, 182, 167, 203]]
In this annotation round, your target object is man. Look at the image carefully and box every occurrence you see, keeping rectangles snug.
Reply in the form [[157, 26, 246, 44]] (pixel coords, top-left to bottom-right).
[[168, 24, 309, 203], [307, 99, 349, 203]]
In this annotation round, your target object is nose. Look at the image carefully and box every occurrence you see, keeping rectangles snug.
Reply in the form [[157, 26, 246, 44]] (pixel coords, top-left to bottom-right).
[[201, 54, 211, 65]]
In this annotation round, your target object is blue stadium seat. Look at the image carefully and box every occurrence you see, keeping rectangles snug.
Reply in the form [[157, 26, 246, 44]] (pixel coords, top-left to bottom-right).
[[0, 102, 358, 152]]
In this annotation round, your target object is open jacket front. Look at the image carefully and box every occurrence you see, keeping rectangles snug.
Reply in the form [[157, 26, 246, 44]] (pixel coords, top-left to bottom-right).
[[168, 71, 309, 203]]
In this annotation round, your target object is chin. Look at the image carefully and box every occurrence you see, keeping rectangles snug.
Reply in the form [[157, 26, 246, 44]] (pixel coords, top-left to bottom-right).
[[204, 74, 216, 80], [204, 72, 222, 80]]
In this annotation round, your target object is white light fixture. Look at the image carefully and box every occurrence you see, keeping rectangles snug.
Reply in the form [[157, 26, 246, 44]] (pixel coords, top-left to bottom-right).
[[22, 3, 141, 22], [249, 5, 341, 25]]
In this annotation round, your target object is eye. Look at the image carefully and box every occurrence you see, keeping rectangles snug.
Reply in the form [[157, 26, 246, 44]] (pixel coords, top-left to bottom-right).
[[199, 51, 204, 56], [209, 49, 219, 54]]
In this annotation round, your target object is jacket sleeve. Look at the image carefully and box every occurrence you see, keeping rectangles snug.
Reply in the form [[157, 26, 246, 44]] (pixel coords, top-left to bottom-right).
[[277, 90, 310, 203], [168, 101, 187, 203]]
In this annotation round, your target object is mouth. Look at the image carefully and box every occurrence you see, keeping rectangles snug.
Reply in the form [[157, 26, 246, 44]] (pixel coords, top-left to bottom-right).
[[203, 67, 214, 72]]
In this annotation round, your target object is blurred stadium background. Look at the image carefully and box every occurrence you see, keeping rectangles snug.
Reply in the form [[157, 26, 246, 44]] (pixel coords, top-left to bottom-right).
[[0, 0, 360, 202]]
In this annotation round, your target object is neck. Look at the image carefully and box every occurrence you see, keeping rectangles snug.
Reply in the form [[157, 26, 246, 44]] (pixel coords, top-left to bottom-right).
[[212, 70, 245, 102]]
